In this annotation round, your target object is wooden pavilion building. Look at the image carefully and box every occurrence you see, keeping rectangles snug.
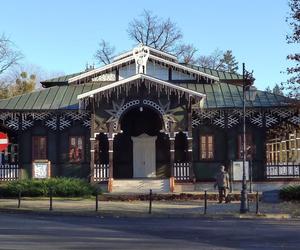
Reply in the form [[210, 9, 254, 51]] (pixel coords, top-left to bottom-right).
[[0, 45, 299, 192]]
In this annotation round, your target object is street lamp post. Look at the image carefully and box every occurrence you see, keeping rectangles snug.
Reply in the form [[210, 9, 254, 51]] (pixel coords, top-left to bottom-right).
[[240, 63, 248, 214]]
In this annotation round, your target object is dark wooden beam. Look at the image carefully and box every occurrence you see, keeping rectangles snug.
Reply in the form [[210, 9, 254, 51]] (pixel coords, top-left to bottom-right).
[[90, 98, 96, 183]]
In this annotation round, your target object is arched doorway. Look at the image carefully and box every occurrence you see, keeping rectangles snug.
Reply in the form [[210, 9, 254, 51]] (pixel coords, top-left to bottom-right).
[[113, 106, 169, 179]]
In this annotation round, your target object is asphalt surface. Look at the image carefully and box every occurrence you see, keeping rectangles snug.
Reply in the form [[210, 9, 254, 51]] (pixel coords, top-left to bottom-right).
[[0, 213, 299, 249]]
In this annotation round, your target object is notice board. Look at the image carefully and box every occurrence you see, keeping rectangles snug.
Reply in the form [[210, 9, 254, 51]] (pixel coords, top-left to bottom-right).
[[232, 161, 249, 181], [32, 160, 51, 179]]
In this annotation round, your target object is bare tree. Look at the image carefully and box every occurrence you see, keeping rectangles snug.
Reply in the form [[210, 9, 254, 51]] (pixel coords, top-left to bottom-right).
[[175, 44, 197, 64], [196, 49, 225, 70], [281, 0, 300, 98], [127, 10, 183, 53], [94, 39, 115, 65], [0, 33, 23, 76]]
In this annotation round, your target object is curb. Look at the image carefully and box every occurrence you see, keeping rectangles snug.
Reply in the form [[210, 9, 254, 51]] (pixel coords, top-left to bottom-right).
[[0, 208, 293, 220], [239, 213, 291, 219]]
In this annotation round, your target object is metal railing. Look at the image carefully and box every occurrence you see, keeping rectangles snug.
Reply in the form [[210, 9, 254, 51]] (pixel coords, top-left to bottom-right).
[[0, 164, 19, 181], [266, 164, 300, 178], [173, 162, 191, 181], [94, 164, 109, 182]]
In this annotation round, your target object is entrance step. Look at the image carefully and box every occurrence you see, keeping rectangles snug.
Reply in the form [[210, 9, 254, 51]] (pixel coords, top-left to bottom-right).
[[111, 179, 170, 193]]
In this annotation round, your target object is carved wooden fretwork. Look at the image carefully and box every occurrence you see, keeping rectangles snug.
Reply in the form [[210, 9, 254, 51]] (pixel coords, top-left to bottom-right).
[[45, 116, 57, 130], [271, 108, 294, 119], [0, 112, 11, 121], [250, 114, 263, 127], [227, 115, 239, 128], [192, 108, 298, 129], [31, 112, 50, 121], [265, 114, 278, 128], [83, 119, 91, 128], [59, 116, 72, 130], [0, 111, 90, 131], [21, 118, 34, 130], [289, 115, 300, 126], [213, 114, 226, 128], [6, 117, 19, 130], [105, 98, 176, 132]]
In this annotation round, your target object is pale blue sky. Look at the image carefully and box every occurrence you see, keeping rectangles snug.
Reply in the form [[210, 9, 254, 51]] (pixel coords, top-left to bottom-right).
[[0, 0, 295, 89]]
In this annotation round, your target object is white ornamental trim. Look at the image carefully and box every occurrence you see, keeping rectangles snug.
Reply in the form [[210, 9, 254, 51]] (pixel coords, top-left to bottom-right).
[[272, 108, 294, 118], [31, 112, 50, 121], [66, 112, 88, 121], [265, 114, 278, 128], [250, 114, 263, 127], [22, 118, 34, 130], [192, 117, 201, 128], [5, 117, 19, 130], [0, 112, 11, 121], [83, 119, 91, 128], [213, 114, 225, 128], [289, 115, 300, 126], [227, 115, 239, 128], [59, 116, 71, 130], [45, 116, 57, 130]]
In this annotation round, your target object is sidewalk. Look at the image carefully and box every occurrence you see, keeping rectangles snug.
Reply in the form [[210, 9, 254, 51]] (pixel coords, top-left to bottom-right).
[[0, 197, 299, 219]]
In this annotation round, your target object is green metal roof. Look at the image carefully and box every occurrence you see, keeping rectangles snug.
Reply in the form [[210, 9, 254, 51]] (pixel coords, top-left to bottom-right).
[[0, 82, 109, 111], [181, 64, 243, 81], [182, 82, 295, 109], [0, 81, 296, 111], [40, 72, 84, 86]]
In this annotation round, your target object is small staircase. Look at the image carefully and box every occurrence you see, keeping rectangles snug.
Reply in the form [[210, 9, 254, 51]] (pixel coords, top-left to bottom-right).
[[111, 179, 170, 193]]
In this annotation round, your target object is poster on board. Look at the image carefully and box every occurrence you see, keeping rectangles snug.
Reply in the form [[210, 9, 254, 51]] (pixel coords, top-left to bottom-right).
[[232, 161, 249, 181], [32, 160, 51, 179]]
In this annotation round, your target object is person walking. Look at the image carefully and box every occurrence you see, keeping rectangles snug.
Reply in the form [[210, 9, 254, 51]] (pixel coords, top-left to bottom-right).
[[214, 165, 230, 203]]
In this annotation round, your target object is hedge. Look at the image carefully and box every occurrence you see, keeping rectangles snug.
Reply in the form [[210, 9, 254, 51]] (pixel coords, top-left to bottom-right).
[[279, 185, 300, 201], [0, 178, 97, 198]]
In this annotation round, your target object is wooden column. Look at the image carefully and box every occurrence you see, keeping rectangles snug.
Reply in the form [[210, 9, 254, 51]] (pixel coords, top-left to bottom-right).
[[169, 129, 175, 192], [187, 107, 195, 182], [17, 115, 23, 180], [90, 107, 96, 183], [108, 123, 114, 192]]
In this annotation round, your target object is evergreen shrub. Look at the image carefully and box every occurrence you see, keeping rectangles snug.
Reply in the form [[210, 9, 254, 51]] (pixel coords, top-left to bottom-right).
[[279, 185, 300, 201], [0, 178, 97, 197]]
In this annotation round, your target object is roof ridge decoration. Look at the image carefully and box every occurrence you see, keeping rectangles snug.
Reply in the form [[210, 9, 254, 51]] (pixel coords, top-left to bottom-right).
[[68, 45, 219, 84], [133, 44, 150, 74], [113, 44, 177, 62]]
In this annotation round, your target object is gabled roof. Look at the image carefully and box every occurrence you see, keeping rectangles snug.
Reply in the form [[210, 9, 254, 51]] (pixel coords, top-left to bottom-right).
[[77, 74, 206, 100], [113, 46, 177, 63], [67, 45, 219, 84], [41, 66, 242, 88], [0, 81, 296, 111]]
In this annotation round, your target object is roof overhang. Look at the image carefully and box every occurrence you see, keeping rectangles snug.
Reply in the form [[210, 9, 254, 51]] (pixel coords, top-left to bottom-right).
[[77, 73, 206, 101]]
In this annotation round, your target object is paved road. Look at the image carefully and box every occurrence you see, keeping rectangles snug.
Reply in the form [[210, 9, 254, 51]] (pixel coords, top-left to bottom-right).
[[0, 213, 299, 249]]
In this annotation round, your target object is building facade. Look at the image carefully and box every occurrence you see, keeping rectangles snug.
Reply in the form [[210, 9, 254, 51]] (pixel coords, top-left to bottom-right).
[[0, 45, 299, 192]]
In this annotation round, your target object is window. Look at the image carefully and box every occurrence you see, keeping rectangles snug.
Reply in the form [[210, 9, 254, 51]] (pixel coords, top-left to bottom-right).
[[266, 132, 299, 165], [69, 136, 84, 162], [0, 144, 18, 164], [32, 136, 47, 160], [238, 134, 252, 160], [200, 135, 214, 159]]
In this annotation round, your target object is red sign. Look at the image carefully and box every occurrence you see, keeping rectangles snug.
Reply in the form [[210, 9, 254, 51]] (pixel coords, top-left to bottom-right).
[[0, 133, 9, 151]]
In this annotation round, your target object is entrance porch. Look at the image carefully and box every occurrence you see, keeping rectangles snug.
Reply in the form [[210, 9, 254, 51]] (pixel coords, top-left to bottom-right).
[[92, 105, 193, 193]]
